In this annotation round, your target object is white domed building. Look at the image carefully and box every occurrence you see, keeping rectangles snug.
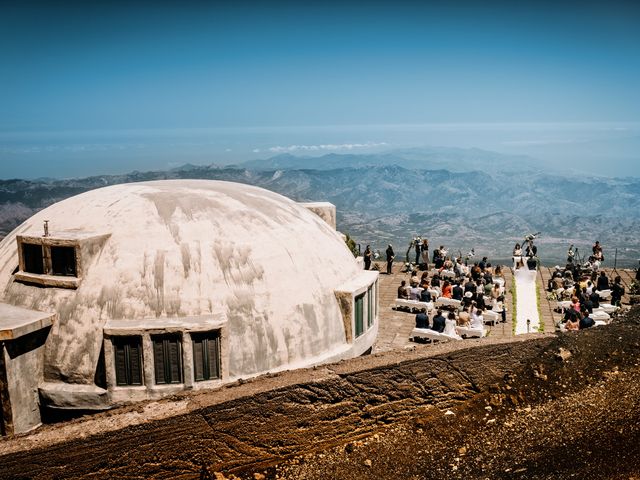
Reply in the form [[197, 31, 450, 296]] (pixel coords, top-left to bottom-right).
[[0, 180, 378, 435]]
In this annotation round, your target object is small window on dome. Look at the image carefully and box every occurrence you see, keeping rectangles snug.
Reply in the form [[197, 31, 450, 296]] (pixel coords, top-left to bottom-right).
[[51, 246, 77, 276], [22, 243, 44, 274]]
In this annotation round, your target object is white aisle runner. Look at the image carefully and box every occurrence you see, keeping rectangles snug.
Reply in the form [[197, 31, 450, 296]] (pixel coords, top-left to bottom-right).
[[514, 268, 541, 334]]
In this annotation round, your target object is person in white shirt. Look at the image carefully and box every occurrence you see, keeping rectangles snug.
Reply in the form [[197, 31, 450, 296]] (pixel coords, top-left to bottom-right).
[[470, 306, 484, 329], [409, 285, 423, 301], [444, 311, 462, 339]]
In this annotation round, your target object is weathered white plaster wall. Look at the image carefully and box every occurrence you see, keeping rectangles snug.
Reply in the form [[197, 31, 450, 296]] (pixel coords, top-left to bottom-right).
[[0, 180, 374, 409]]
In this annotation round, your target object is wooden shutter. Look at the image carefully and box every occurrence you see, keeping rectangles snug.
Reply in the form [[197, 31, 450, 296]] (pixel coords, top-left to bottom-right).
[[114, 341, 127, 386], [192, 331, 221, 382], [113, 337, 143, 386], [168, 339, 182, 383], [153, 335, 182, 385], [128, 340, 142, 385], [206, 334, 221, 380], [153, 338, 166, 384], [193, 339, 205, 381]]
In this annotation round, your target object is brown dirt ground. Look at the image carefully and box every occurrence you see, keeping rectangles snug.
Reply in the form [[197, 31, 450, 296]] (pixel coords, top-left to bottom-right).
[[215, 307, 640, 480]]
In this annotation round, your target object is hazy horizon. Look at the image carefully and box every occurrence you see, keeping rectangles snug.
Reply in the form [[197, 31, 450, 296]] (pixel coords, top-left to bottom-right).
[[1, 122, 639, 180]]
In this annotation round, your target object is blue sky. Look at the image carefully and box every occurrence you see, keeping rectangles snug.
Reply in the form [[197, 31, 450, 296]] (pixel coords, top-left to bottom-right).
[[1, 1, 640, 177]]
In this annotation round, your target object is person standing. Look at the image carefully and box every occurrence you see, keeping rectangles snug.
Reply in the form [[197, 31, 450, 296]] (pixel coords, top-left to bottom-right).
[[421, 238, 430, 270], [592, 241, 603, 261], [385, 244, 395, 275], [611, 276, 625, 306], [363, 245, 372, 270], [512, 243, 523, 270], [414, 240, 421, 266]]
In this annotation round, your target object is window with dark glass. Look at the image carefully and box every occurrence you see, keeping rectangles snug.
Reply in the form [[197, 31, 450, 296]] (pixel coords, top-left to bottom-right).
[[22, 243, 44, 274], [51, 246, 77, 276], [355, 294, 364, 337], [367, 286, 373, 327], [152, 334, 183, 384], [192, 330, 221, 382], [113, 336, 143, 386]]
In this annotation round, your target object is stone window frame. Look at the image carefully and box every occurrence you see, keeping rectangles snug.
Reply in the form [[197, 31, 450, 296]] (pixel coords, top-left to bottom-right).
[[14, 232, 110, 289], [103, 319, 227, 400], [335, 271, 379, 344]]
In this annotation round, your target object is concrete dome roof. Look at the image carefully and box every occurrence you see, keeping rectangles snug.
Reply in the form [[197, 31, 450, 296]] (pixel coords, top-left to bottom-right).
[[0, 180, 363, 384]]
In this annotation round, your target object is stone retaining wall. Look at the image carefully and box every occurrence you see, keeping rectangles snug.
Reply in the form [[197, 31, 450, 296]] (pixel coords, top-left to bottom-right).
[[1, 313, 638, 480]]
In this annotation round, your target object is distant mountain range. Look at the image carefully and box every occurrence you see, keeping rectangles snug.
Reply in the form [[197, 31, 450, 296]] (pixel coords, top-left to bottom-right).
[[1, 147, 639, 267], [238, 146, 537, 174]]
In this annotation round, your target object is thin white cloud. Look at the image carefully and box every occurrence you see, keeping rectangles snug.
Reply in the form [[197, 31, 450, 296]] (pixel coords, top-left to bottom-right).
[[267, 142, 388, 153], [501, 138, 580, 147]]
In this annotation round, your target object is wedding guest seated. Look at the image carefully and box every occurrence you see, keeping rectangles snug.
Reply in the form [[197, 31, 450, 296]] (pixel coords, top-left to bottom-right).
[[444, 312, 461, 339], [484, 280, 493, 297], [474, 291, 486, 310], [491, 283, 501, 302], [442, 281, 452, 298], [570, 296, 581, 313], [457, 304, 472, 326], [471, 264, 482, 282], [565, 316, 579, 331], [464, 279, 476, 294], [415, 311, 429, 329], [420, 288, 433, 303], [564, 309, 579, 331], [409, 284, 423, 301], [589, 290, 600, 309], [462, 291, 474, 309], [397, 280, 409, 299], [452, 281, 464, 301], [596, 271, 609, 291], [431, 309, 446, 333], [470, 305, 484, 329], [579, 308, 595, 329]]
